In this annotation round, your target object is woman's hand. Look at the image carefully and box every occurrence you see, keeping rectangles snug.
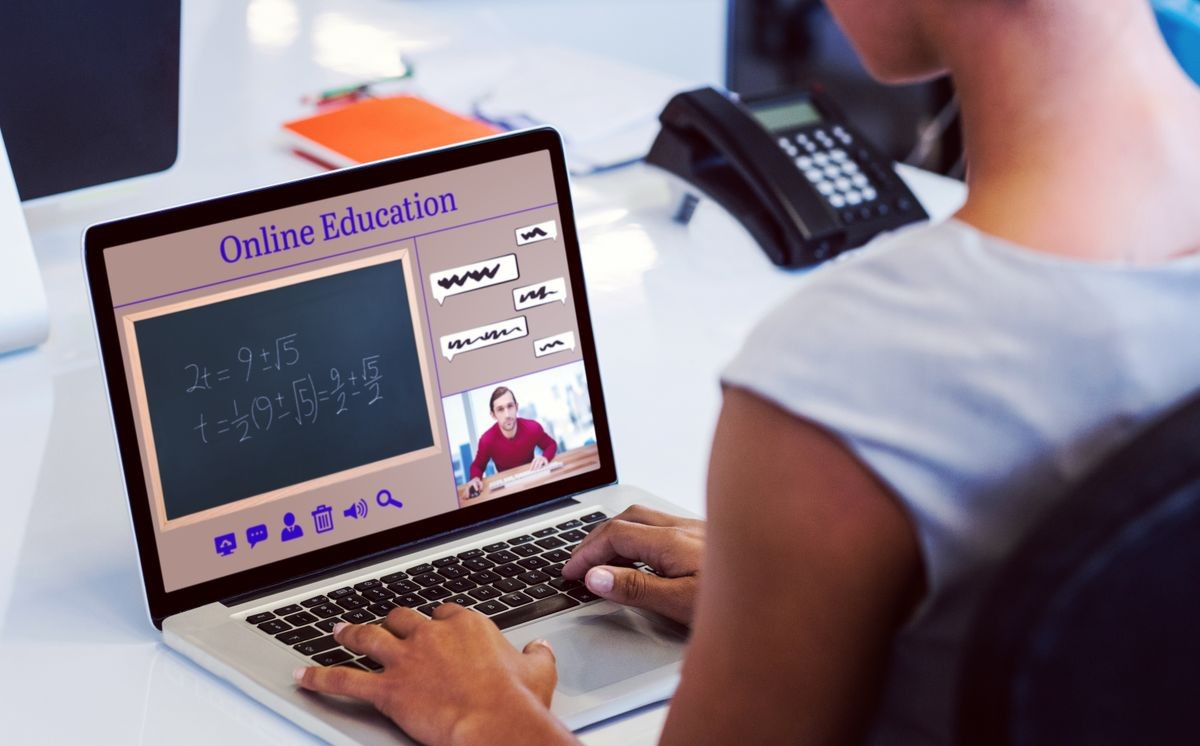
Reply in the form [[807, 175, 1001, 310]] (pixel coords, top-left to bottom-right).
[[294, 605, 575, 745], [562, 504, 705, 626]]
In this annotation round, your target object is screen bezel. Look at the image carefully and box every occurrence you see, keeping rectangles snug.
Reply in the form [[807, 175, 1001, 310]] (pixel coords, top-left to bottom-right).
[[83, 128, 618, 627]]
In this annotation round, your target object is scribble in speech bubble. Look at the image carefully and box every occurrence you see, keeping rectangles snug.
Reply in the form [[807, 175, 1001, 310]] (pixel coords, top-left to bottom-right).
[[513, 277, 568, 311], [533, 331, 576, 358], [430, 254, 519, 305], [441, 316, 529, 362], [246, 524, 268, 549], [515, 220, 557, 246]]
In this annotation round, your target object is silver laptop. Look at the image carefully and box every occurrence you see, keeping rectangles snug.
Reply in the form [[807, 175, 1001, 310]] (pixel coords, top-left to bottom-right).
[[83, 128, 687, 744]]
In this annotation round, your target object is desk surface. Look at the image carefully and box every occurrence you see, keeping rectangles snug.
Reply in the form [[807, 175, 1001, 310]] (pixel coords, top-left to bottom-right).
[[0, 1, 965, 743], [459, 445, 603, 505]]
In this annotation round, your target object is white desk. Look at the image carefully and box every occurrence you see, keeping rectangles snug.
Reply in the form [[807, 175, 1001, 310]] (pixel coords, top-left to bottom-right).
[[0, 1, 965, 742]]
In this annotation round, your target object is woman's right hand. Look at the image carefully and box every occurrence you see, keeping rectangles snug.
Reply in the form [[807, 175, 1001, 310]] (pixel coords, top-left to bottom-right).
[[561, 505, 705, 626]]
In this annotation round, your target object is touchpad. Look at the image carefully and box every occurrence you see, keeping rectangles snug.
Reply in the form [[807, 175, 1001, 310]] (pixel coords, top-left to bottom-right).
[[545, 609, 686, 695]]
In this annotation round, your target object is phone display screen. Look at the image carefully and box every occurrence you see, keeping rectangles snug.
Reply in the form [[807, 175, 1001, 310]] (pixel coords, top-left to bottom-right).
[[749, 100, 823, 132]]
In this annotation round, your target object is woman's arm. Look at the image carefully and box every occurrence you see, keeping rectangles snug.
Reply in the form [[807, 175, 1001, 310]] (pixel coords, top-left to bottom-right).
[[661, 387, 925, 744]]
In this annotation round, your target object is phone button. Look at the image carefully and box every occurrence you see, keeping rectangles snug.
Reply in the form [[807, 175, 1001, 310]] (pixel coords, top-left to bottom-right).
[[804, 169, 823, 183], [829, 194, 846, 209], [817, 181, 836, 196]]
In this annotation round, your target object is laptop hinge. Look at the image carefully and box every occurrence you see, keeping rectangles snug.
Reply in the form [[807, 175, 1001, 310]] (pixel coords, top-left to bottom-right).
[[222, 496, 580, 607]]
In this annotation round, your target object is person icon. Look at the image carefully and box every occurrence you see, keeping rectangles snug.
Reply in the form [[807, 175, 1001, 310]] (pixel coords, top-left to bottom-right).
[[280, 512, 303, 542]]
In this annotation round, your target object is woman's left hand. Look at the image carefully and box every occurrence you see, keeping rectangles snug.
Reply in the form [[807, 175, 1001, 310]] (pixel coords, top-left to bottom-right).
[[294, 605, 576, 745]]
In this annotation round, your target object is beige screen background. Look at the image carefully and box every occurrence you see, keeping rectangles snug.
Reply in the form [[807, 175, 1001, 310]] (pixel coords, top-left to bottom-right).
[[102, 151, 597, 592]]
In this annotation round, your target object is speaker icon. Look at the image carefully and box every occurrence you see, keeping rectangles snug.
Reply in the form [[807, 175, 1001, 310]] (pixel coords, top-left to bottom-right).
[[343, 499, 368, 519]]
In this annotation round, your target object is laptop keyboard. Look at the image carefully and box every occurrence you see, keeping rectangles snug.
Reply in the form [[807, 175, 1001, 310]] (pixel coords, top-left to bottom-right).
[[243, 510, 613, 671]]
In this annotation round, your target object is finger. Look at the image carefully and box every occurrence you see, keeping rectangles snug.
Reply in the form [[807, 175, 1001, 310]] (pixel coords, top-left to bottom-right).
[[430, 602, 468, 621], [614, 504, 700, 531], [585, 566, 696, 625], [383, 606, 426, 638], [564, 521, 696, 579], [521, 638, 558, 702], [294, 663, 379, 701], [334, 622, 403, 663]]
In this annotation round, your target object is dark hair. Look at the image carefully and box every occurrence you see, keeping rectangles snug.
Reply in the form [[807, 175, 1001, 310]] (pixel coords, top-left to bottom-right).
[[489, 386, 517, 413]]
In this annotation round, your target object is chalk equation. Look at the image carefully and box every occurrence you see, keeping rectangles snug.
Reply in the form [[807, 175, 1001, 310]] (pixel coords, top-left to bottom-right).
[[185, 335, 384, 446]]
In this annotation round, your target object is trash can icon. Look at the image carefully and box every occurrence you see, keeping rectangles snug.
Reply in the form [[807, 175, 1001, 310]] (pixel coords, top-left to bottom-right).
[[312, 504, 334, 534]]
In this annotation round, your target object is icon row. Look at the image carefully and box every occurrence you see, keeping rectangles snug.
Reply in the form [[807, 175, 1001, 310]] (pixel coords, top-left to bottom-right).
[[213, 489, 403, 557]]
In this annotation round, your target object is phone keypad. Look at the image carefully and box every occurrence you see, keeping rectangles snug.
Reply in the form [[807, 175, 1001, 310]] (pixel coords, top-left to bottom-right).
[[776, 125, 898, 224]]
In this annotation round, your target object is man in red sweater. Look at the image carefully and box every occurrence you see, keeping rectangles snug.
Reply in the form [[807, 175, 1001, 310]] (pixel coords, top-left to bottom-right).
[[466, 386, 557, 495]]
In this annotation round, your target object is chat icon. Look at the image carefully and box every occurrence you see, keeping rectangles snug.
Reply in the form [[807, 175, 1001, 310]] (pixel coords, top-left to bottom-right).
[[513, 277, 568, 311], [441, 316, 529, 362], [533, 331, 576, 358], [246, 524, 268, 549], [430, 254, 519, 305], [515, 220, 557, 246]]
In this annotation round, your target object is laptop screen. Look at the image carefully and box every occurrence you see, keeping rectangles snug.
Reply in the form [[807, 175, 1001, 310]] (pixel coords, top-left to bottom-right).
[[86, 132, 613, 609]]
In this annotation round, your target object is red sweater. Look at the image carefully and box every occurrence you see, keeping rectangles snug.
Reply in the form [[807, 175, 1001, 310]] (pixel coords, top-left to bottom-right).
[[470, 418, 557, 479]]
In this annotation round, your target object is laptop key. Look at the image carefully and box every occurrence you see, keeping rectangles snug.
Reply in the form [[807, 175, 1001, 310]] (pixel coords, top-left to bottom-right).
[[257, 619, 291, 635], [368, 602, 396, 617], [358, 656, 383, 671], [342, 609, 376, 624], [283, 611, 318, 627], [543, 549, 571, 563], [525, 584, 557, 600], [486, 550, 519, 564], [581, 511, 608, 523], [273, 604, 303, 616], [462, 557, 495, 572], [468, 586, 501, 601], [246, 612, 275, 625], [507, 534, 535, 545], [469, 570, 500, 585], [276, 626, 321, 645], [328, 587, 355, 600], [532, 528, 557, 538], [556, 519, 583, 530], [534, 537, 565, 550], [495, 563, 524, 578], [387, 579, 420, 594], [417, 603, 442, 616], [437, 565, 468, 580], [380, 571, 409, 584], [353, 579, 381, 592], [510, 544, 540, 558], [474, 600, 507, 615], [433, 556, 459, 567], [567, 587, 600, 603], [492, 595, 580, 630], [559, 529, 586, 543], [456, 548, 485, 560], [414, 573, 443, 588], [315, 618, 339, 633], [407, 563, 435, 576], [294, 635, 340, 656], [482, 542, 508, 553], [336, 595, 369, 610], [446, 595, 475, 607], [517, 570, 549, 585], [518, 556, 550, 570], [361, 587, 395, 602], [444, 578, 475, 593], [581, 523, 601, 534], [543, 563, 565, 578], [418, 586, 451, 601], [494, 578, 525, 593], [300, 595, 329, 608], [548, 577, 581, 591], [313, 649, 354, 666], [395, 593, 425, 608]]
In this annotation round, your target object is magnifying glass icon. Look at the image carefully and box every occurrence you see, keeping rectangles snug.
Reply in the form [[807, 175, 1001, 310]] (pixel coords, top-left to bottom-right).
[[376, 489, 403, 509]]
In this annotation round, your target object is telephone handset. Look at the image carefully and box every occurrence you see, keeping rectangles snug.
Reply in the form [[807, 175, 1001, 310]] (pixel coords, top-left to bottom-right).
[[646, 86, 927, 268]]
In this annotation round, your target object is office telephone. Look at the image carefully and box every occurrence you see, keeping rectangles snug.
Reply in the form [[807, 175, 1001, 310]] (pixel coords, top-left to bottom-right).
[[646, 86, 928, 267]]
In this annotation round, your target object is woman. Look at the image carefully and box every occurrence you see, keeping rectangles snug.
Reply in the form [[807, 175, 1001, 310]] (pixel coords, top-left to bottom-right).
[[295, 0, 1200, 742]]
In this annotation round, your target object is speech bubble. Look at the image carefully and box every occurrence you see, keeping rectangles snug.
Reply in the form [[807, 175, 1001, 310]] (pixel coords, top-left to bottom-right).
[[513, 277, 568, 311], [441, 316, 529, 362], [533, 331, 576, 358], [429, 253, 519, 305], [246, 524, 268, 549], [515, 220, 557, 246]]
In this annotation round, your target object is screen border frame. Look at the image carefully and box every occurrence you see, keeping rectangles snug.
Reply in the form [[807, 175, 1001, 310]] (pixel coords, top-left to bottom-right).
[[83, 128, 618, 627]]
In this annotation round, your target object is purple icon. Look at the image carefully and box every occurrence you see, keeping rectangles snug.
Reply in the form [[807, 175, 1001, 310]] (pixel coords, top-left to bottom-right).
[[376, 489, 403, 510], [214, 533, 236, 557], [312, 504, 334, 533], [343, 499, 368, 519], [281, 512, 303, 542], [246, 524, 268, 548]]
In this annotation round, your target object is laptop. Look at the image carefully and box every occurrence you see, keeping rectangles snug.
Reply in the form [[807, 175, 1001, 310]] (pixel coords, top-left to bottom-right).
[[83, 128, 688, 744]]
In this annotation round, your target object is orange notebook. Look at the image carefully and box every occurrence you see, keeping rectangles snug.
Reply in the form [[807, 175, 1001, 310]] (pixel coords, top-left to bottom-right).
[[282, 95, 501, 168]]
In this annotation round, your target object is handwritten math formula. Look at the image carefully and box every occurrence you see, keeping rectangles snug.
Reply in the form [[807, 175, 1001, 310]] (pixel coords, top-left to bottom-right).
[[184, 333, 384, 446]]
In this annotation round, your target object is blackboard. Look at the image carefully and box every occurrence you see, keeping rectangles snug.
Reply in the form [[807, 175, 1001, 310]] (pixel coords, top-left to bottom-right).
[[135, 259, 433, 520]]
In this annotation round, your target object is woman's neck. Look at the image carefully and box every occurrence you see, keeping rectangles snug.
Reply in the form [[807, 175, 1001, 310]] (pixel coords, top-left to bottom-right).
[[938, 1, 1200, 262]]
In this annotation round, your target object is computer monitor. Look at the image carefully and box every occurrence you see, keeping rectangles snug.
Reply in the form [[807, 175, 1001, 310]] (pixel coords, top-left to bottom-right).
[[0, 0, 180, 201]]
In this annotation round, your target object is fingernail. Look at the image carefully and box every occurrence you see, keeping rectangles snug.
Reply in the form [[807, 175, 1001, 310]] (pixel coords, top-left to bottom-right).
[[532, 638, 554, 653], [332, 622, 348, 636], [292, 667, 307, 683], [587, 567, 614, 594]]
